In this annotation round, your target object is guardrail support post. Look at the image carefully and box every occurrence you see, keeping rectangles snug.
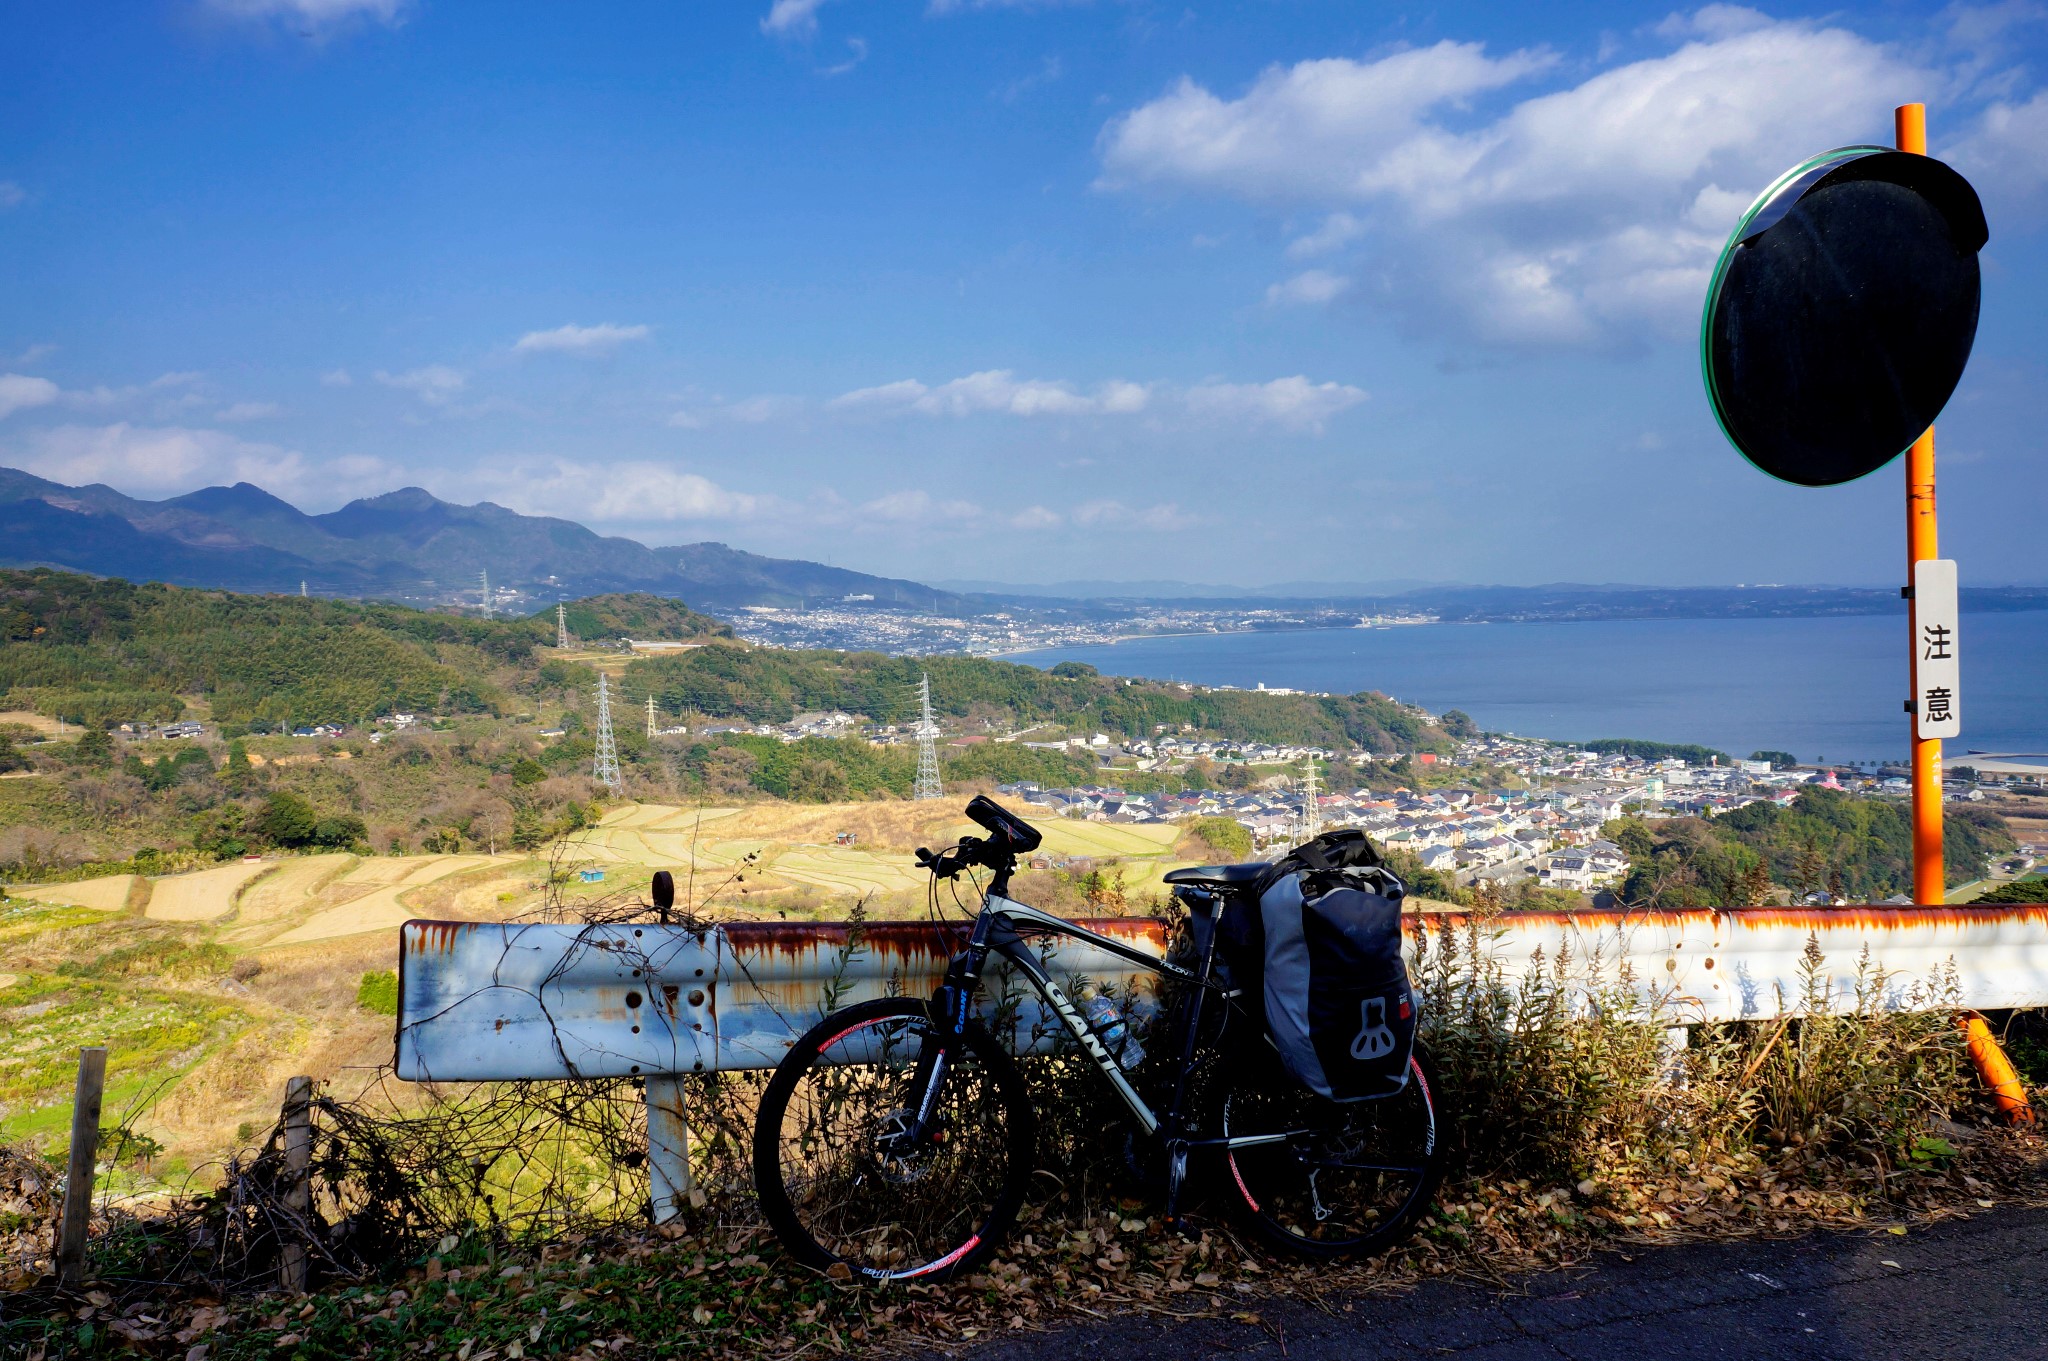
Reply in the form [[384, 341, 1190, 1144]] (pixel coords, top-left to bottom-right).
[[646, 1074, 692, 1223], [280, 1076, 315, 1292], [55, 1046, 107, 1288], [1959, 1013, 2036, 1125]]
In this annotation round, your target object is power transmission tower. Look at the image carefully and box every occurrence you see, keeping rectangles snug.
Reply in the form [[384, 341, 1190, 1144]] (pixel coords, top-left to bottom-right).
[[299, 580, 308, 598], [1299, 754, 1321, 843], [646, 694, 657, 739], [557, 602, 571, 649], [912, 672, 944, 802], [478, 569, 492, 617], [593, 674, 622, 792]]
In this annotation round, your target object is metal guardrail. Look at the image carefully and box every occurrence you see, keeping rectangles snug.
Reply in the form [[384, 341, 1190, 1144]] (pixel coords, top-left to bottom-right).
[[394, 904, 2048, 1218]]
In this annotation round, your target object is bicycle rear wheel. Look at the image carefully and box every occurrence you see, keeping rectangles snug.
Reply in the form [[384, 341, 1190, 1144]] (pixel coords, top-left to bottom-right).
[[1216, 1040, 1446, 1259], [752, 997, 1035, 1281]]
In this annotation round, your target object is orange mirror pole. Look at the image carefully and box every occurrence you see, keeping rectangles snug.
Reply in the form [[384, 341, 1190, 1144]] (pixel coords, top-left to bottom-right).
[[1897, 101, 1946, 906]]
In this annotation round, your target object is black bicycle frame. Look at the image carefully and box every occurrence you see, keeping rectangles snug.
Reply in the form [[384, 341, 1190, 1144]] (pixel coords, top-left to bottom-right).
[[918, 887, 1300, 1197]]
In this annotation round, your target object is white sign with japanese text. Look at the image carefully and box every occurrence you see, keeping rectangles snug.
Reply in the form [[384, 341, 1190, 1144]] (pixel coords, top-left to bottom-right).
[[1914, 558, 1960, 740]]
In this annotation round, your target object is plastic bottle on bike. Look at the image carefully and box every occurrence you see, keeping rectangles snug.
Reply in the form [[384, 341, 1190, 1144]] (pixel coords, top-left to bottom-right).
[[1083, 991, 1145, 1069]]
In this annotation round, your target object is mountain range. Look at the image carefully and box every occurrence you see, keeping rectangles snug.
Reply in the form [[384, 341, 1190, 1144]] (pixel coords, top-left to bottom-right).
[[7, 468, 2046, 626], [0, 468, 959, 613]]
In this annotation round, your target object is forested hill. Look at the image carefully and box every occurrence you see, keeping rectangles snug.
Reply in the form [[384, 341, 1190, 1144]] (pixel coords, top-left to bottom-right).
[[0, 570, 1448, 752], [626, 649, 1448, 753], [0, 570, 727, 729]]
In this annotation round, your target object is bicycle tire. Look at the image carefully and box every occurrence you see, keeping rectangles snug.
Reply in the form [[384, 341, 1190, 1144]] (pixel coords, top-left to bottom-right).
[[1215, 1039, 1447, 1260], [752, 997, 1036, 1282]]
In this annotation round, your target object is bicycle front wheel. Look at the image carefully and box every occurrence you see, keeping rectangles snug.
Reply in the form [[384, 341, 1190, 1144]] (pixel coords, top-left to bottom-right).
[[1216, 1040, 1446, 1259], [752, 997, 1036, 1281]]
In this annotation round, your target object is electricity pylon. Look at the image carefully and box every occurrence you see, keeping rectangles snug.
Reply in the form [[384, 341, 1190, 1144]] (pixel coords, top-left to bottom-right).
[[479, 569, 492, 618], [912, 673, 943, 802], [557, 602, 571, 649], [646, 694, 657, 739], [1299, 754, 1321, 843], [593, 674, 622, 792]]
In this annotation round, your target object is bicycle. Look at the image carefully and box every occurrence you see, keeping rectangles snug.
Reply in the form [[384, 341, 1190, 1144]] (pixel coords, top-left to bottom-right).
[[751, 795, 1447, 1281]]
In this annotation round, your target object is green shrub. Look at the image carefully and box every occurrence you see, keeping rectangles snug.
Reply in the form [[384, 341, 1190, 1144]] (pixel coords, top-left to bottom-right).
[[358, 969, 400, 1016], [1187, 815, 1252, 861]]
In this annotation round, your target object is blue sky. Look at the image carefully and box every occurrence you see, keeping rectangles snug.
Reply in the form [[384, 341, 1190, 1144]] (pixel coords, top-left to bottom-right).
[[3, 1, 2045, 588]]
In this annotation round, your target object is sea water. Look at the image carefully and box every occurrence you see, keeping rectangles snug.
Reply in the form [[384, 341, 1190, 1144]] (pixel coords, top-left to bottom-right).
[[1013, 612, 2048, 765]]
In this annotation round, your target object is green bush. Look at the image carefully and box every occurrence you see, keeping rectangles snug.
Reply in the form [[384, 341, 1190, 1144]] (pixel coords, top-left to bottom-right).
[[357, 970, 400, 1016], [1187, 815, 1253, 861]]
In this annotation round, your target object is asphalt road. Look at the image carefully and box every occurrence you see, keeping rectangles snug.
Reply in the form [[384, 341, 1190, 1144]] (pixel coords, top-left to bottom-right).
[[951, 1203, 2048, 1361]]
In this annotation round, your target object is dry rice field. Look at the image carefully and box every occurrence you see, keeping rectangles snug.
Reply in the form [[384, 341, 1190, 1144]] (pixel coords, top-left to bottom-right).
[[3, 798, 1208, 1166]]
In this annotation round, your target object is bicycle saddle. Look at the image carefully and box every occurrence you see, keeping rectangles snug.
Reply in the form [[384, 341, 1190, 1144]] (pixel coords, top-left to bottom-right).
[[1163, 862, 1268, 888]]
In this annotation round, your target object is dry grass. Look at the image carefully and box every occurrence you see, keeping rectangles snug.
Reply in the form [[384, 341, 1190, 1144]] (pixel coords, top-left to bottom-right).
[[710, 799, 977, 852], [144, 861, 275, 923], [10, 874, 138, 911], [0, 709, 66, 739]]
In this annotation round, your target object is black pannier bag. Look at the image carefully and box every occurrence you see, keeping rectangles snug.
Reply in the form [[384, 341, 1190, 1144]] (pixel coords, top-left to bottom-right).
[[1225, 830, 1417, 1103]]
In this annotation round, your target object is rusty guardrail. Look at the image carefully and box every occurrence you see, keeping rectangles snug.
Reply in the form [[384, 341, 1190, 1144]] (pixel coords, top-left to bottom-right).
[[395, 904, 2048, 1218]]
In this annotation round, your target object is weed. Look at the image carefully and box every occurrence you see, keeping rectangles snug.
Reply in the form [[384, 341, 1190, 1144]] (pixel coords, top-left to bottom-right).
[[355, 970, 399, 1016]]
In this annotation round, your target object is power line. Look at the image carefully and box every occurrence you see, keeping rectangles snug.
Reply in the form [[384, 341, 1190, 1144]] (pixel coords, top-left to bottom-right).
[[912, 672, 944, 802], [593, 674, 622, 793]]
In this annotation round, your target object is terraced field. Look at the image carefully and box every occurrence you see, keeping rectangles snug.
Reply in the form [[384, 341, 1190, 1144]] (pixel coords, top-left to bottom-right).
[[0, 796, 1208, 1175]]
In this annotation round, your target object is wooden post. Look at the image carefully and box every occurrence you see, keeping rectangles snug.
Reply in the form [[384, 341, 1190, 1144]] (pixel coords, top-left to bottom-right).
[[279, 1076, 314, 1293], [1897, 101, 1947, 905], [55, 1046, 107, 1288]]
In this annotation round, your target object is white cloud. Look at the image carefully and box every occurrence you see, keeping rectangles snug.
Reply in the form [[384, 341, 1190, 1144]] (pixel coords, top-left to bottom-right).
[[512, 322, 653, 355], [0, 374, 60, 421], [1098, 42, 1559, 201], [215, 401, 283, 422], [831, 369, 1366, 429], [1009, 505, 1063, 530], [832, 370, 1150, 417], [761, 0, 829, 36], [1265, 269, 1352, 307], [1183, 376, 1367, 432], [7, 423, 315, 497], [47, 371, 206, 415], [928, 0, 1087, 13], [1070, 500, 1199, 531], [0, 182, 25, 211], [667, 394, 790, 428], [13, 344, 57, 366], [821, 37, 868, 76], [1098, 17, 1941, 346], [830, 378, 932, 410], [498, 459, 767, 524], [1949, 87, 2048, 220], [859, 489, 983, 524], [1284, 211, 1366, 260], [998, 55, 1062, 102], [374, 365, 466, 404], [204, 0, 407, 27], [320, 368, 354, 387]]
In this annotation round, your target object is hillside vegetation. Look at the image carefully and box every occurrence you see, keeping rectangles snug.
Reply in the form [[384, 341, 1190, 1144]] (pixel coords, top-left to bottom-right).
[[627, 649, 1447, 751], [1606, 788, 2017, 903], [0, 569, 727, 730], [0, 572, 1445, 873]]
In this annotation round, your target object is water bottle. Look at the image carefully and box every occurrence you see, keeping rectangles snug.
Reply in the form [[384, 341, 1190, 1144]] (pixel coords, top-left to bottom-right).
[[1084, 994, 1146, 1070]]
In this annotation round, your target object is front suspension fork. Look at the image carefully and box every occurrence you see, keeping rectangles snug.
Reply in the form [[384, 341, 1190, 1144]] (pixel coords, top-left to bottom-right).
[[900, 946, 986, 1144]]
